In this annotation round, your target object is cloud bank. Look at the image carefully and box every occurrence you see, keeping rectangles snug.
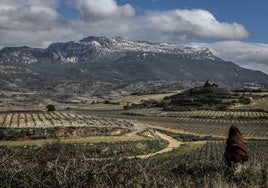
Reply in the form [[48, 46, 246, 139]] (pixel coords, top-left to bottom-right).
[[198, 41, 268, 74], [0, 0, 76, 47], [0, 0, 267, 73], [0, 0, 250, 47], [144, 9, 250, 41]]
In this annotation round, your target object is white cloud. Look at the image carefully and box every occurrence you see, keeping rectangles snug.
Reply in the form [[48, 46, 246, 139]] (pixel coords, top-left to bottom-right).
[[0, 0, 137, 47], [0, 0, 252, 48], [66, 8, 250, 45], [193, 41, 268, 74], [0, 0, 78, 47], [144, 9, 250, 41], [76, 0, 135, 22]]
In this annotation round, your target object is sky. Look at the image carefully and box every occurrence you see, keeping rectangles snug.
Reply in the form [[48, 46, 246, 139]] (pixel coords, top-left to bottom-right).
[[0, 0, 268, 73]]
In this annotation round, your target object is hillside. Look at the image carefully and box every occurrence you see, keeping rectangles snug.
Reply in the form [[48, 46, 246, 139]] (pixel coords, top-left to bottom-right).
[[125, 81, 256, 111], [163, 81, 236, 110]]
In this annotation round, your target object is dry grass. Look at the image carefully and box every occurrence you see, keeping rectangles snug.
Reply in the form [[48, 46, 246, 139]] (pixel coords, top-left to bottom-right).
[[0, 135, 149, 147], [236, 98, 268, 111], [171, 141, 207, 156], [119, 92, 178, 105]]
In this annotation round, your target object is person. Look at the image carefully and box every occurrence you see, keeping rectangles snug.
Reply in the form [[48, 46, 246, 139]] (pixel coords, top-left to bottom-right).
[[224, 125, 249, 168]]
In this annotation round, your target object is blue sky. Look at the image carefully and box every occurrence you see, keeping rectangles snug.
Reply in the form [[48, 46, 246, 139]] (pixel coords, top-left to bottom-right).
[[0, 0, 268, 73]]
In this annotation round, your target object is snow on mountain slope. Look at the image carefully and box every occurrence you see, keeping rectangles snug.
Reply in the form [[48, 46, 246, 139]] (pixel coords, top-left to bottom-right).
[[79, 36, 215, 60], [0, 36, 268, 89], [0, 36, 216, 64]]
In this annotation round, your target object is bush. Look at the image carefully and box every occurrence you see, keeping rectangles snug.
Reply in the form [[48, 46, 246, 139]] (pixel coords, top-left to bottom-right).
[[104, 100, 120, 105], [46, 104, 56, 111], [238, 97, 252, 105], [218, 104, 229, 111]]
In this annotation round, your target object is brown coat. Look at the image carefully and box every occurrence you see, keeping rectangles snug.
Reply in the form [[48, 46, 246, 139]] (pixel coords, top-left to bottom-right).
[[225, 133, 249, 163]]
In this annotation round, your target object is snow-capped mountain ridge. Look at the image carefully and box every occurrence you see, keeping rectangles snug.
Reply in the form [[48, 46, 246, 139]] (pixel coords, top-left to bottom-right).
[[0, 36, 268, 90], [0, 46, 39, 64], [79, 36, 214, 59], [0, 36, 215, 65]]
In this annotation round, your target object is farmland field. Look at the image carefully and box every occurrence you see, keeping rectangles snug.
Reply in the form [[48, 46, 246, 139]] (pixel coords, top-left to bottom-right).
[[85, 109, 268, 139], [0, 92, 268, 187]]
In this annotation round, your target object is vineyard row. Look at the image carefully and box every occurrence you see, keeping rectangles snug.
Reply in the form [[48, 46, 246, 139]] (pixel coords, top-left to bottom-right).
[[162, 140, 268, 171], [0, 112, 134, 129], [163, 110, 268, 119]]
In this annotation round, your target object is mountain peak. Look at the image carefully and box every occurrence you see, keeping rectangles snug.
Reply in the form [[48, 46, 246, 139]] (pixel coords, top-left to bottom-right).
[[79, 36, 123, 43], [0, 35, 267, 89], [77, 36, 215, 59], [0, 36, 216, 65]]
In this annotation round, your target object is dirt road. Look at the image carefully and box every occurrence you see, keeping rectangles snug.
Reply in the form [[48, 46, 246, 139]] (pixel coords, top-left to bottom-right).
[[129, 130, 181, 159]]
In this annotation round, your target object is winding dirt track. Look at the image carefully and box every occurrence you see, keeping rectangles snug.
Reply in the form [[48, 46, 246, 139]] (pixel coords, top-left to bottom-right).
[[146, 124, 224, 138], [0, 121, 183, 160], [131, 131, 181, 159], [87, 130, 182, 161]]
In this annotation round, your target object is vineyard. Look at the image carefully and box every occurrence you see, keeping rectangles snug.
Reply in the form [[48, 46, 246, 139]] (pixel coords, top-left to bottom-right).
[[125, 108, 268, 120], [0, 111, 143, 142], [86, 109, 268, 139], [1, 139, 267, 187], [0, 108, 267, 187], [165, 110, 268, 119], [0, 111, 134, 128], [160, 140, 268, 169], [143, 118, 268, 138]]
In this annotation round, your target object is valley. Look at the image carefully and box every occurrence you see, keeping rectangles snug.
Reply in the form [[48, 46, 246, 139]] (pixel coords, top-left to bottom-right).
[[1, 86, 268, 187], [1, 37, 268, 187]]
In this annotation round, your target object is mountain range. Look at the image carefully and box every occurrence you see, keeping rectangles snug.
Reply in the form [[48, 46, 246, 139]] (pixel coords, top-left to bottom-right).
[[0, 36, 267, 95]]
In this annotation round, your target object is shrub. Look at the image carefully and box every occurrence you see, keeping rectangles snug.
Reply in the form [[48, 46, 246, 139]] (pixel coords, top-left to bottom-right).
[[104, 100, 120, 105], [238, 97, 251, 105], [218, 104, 229, 111], [46, 104, 56, 111]]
